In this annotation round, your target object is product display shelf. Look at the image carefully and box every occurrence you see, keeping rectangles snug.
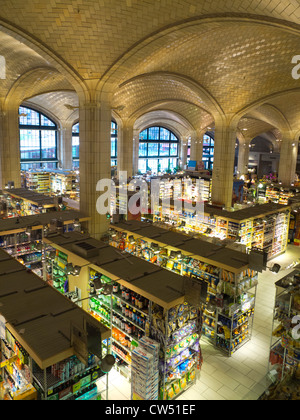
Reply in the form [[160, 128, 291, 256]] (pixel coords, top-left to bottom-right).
[[268, 272, 300, 386], [150, 301, 202, 400], [49, 171, 79, 199], [202, 270, 258, 354], [108, 221, 258, 356], [46, 247, 69, 294], [31, 353, 106, 401], [0, 249, 111, 401], [110, 228, 220, 305], [215, 299, 256, 356], [3, 188, 56, 217], [89, 274, 201, 400], [23, 170, 80, 200], [88, 268, 152, 382], [23, 171, 51, 195], [1, 319, 110, 401], [265, 186, 296, 206], [131, 335, 160, 400], [0, 329, 37, 400], [153, 202, 291, 261]]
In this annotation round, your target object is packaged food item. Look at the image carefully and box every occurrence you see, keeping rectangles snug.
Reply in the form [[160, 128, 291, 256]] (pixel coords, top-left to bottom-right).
[[173, 381, 180, 395], [167, 385, 175, 400], [179, 376, 187, 390], [187, 369, 196, 382]]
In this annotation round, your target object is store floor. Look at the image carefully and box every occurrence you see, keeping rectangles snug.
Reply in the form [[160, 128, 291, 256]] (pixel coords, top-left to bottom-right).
[[100, 245, 300, 401]]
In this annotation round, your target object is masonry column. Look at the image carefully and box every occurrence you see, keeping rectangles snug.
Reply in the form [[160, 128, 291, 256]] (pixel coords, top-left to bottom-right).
[[189, 130, 204, 163], [278, 133, 298, 186], [211, 121, 237, 209], [60, 121, 73, 170], [237, 134, 251, 178], [0, 103, 21, 189], [79, 99, 112, 239], [132, 128, 140, 175], [180, 137, 188, 170], [117, 122, 134, 180]]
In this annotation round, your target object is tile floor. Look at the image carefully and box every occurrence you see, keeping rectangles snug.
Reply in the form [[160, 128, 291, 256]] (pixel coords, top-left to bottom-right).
[[100, 245, 300, 401]]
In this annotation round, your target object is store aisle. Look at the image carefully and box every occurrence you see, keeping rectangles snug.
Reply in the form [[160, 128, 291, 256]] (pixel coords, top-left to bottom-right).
[[101, 246, 300, 401]]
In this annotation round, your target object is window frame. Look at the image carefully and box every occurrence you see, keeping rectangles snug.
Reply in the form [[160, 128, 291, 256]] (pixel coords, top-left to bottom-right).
[[19, 106, 58, 169], [138, 126, 179, 173], [202, 133, 214, 170]]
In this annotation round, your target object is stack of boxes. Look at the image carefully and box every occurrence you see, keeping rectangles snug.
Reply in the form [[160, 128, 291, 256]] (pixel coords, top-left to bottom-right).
[[131, 336, 159, 400]]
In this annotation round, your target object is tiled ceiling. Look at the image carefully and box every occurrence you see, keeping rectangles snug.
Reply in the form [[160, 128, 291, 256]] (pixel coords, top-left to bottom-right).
[[0, 1, 300, 139]]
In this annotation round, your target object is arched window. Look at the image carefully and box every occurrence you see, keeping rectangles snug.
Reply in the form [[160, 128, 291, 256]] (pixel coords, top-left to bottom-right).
[[138, 126, 179, 174], [19, 106, 58, 170], [111, 120, 118, 166], [71, 120, 118, 168], [202, 134, 214, 170], [72, 122, 80, 169]]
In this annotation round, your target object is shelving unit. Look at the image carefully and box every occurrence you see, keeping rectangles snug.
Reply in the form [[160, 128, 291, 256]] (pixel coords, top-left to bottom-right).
[[22, 170, 80, 202], [49, 170, 79, 201], [0, 210, 90, 283], [42, 231, 205, 400], [265, 186, 296, 206], [22, 170, 51, 195], [153, 202, 291, 261], [108, 220, 258, 356], [0, 248, 111, 401], [268, 271, 300, 385], [3, 188, 56, 216]]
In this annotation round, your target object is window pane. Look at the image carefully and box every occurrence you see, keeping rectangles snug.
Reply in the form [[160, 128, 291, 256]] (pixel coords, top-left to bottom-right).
[[111, 121, 117, 136], [148, 127, 159, 140], [21, 162, 41, 171], [170, 143, 178, 156], [203, 147, 211, 156], [159, 143, 170, 156], [171, 133, 178, 141], [203, 135, 211, 146], [20, 129, 40, 160], [160, 128, 170, 141], [148, 143, 159, 157], [139, 143, 147, 157], [72, 136, 80, 159], [19, 107, 40, 126], [111, 139, 117, 158], [169, 158, 177, 170], [41, 131, 56, 159], [42, 162, 58, 170], [72, 123, 79, 134], [41, 114, 55, 127], [159, 158, 169, 172], [146, 159, 158, 173], [139, 130, 148, 140], [138, 159, 147, 173]]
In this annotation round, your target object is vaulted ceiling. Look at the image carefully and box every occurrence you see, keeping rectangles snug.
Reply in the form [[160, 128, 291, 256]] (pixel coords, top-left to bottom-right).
[[1, 0, 300, 141]]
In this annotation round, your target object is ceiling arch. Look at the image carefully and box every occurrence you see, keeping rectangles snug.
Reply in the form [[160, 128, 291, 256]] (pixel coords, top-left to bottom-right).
[[5, 67, 75, 110], [22, 90, 79, 125], [134, 110, 195, 140]]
